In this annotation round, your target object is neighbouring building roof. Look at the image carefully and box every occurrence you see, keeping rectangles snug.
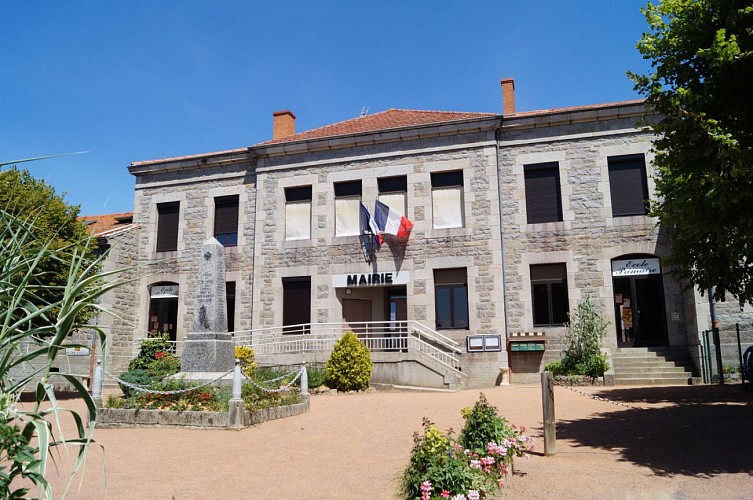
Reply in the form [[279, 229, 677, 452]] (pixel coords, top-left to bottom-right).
[[80, 212, 135, 237]]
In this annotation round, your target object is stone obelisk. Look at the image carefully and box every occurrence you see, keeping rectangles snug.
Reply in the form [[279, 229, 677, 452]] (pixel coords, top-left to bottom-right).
[[180, 238, 235, 373]]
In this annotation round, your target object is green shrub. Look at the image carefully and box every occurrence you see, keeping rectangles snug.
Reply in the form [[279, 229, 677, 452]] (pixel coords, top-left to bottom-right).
[[554, 296, 611, 379], [306, 365, 326, 389], [234, 345, 257, 377], [148, 351, 181, 376], [544, 360, 563, 376], [118, 369, 158, 398], [129, 332, 173, 371], [325, 332, 372, 391], [459, 393, 514, 454]]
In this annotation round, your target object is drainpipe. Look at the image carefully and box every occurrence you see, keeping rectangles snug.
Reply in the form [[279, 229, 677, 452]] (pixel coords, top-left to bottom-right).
[[494, 127, 510, 341]]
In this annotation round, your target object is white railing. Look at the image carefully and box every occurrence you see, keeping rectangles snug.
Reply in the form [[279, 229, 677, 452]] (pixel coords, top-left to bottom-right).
[[131, 321, 464, 374]]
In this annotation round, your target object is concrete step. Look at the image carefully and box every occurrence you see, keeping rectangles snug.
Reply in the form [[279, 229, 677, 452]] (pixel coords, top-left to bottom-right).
[[612, 376, 695, 386], [614, 366, 690, 375]]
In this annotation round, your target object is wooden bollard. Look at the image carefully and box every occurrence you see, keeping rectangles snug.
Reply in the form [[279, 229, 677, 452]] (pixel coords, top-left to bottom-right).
[[541, 371, 557, 456]]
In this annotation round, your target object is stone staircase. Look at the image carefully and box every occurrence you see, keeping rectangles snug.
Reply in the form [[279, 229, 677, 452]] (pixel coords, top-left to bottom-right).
[[610, 347, 701, 386]]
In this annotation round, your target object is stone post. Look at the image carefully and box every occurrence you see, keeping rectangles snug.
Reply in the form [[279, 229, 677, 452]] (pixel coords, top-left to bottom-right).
[[228, 359, 244, 429], [300, 362, 308, 396]]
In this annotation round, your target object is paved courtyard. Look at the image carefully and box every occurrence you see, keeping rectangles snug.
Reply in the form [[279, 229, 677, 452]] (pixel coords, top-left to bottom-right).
[[41, 383, 752, 499]]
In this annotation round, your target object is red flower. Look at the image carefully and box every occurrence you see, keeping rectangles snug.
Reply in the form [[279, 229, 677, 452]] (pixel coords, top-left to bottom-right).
[[155, 351, 166, 360]]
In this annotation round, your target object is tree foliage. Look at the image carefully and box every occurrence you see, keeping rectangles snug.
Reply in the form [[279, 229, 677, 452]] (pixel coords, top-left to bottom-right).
[[0, 167, 98, 324], [324, 332, 372, 391], [629, 0, 753, 305]]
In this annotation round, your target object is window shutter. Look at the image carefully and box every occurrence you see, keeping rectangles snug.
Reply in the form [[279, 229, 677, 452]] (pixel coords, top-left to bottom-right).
[[524, 163, 562, 224], [156, 202, 179, 252], [214, 195, 239, 237], [608, 156, 648, 216]]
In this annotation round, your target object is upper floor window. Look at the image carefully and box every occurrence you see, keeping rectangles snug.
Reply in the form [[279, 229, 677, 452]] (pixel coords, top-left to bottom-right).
[[156, 201, 179, 252], [431, 171, 464, 229], [524, 162, 562, 224], [434, 268, 469, 330], [378, 176, 407, 215], [285, 186, 312, 240], [334, 180, 362, 236], [214, 195, 239, 247], [530, 263, 569, 326], [608, 154, 649, 217]]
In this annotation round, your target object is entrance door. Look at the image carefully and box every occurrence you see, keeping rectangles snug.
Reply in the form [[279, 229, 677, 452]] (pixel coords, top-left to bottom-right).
[[613, 274, 667, 347], [343, 299, 372, 335], [386, 286, 407, 350]]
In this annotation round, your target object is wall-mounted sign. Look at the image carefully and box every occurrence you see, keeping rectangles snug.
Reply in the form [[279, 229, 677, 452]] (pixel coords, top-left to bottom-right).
[[612, 258, 661, 277], [151, 284, 179, 298], [332, 272, 409, 288], [466, 335, 502, 353], [65, 347, 90, 356]]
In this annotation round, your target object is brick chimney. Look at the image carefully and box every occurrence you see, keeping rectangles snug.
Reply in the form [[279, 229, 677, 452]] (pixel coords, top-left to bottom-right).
[[501, 78, 515, 115], [272, 110, 296, 140]]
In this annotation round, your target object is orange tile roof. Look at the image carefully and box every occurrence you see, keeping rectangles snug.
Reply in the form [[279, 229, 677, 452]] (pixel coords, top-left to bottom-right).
[[507, 99, 645, 118], [80, 212, 134, 236], [257, 108, 499, 145]]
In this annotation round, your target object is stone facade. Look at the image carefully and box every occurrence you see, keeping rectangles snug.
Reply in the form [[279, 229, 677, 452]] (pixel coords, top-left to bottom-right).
[[121, 96, 751, 387]]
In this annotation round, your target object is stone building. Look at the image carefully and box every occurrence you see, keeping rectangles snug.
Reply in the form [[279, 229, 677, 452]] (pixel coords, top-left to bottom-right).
[[118, 79, 749, 387]]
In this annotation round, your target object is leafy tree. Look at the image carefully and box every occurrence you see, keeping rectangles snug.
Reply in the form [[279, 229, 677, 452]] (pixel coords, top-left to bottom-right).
[[0, 167, 98, 324], [629, 0, 753, 305]]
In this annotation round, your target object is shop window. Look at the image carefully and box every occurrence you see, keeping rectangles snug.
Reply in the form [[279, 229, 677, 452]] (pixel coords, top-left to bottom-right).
[[226, 281, 236, 333], [156, 202, 180, 252], [530, 264, 569, 326], [214, 195, 239, 247], [378, 175, 407, 215], [285, 186, 312, 240], [334, 181, 362, 236], [431, 171, 464, 229], [282, 277, 311, 334], [524, 163, 562, 224], [434, 268, 469, 329], [608, 154, 649, 217]]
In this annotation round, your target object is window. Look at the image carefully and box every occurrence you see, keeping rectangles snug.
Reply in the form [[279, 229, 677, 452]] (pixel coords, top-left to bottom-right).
[[282, 277, 311, 334], [148, 282, 179, 342], [226, 281, 236, 333], [214, 195, 239, 247], [524, 163, 562, 224], [156, 202, 179, 252], [431, 171, 464, 229], [334, 181, 362, 236], [378, 176, 407, 215], [530, 264, 569, 326], [608, 154, 649, 217], [285, 186, 312, 240], [434, 268, 469, 329]]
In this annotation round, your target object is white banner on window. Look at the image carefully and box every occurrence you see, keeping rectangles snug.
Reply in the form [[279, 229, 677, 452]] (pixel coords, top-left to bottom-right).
[[612, 258, 661, 276], [378, 192, 407, 216], [432, 187, 463, 229], [335, 197, 360, 236], [285, 201, 311, 240]]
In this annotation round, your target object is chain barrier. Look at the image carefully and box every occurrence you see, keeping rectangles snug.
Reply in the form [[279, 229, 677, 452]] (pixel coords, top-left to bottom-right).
[[103, 368, 234, 395], [552, 379, 645, 411], [241, 367, 303, 394]]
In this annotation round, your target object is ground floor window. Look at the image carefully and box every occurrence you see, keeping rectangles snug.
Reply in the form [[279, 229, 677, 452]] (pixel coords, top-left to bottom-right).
[[283, 277, 311, 334], [434, 268, 469, 329], [530, 264, 569, 326]]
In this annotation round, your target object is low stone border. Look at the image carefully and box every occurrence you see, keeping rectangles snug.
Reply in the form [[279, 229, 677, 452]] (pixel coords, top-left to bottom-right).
[[553, 375, 606, 386], [97, 398, 309, 429]]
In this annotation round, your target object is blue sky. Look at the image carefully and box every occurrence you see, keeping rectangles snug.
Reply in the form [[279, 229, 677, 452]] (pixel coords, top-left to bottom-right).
[[1, 1, 653, 215]]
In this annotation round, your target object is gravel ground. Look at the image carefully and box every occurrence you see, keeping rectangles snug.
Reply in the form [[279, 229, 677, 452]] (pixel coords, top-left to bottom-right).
[[32, 383, 753, 499]]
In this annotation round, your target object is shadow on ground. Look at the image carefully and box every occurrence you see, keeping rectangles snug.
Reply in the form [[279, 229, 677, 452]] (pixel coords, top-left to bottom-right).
[[556, 384, 753, 477]]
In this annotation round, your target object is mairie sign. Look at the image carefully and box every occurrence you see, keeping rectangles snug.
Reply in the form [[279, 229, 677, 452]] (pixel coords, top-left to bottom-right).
[[332, 272, 409, 288]]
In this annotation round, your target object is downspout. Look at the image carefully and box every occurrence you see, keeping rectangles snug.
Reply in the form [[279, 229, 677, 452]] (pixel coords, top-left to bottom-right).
[[494, 126, 510, 342]]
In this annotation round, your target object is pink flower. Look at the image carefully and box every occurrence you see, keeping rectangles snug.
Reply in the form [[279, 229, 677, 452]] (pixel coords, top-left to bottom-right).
[[441, 490, 451, 498], [467, 490, 480, 500], [470, 459, 481, 469], [421, 480, 432, 500]]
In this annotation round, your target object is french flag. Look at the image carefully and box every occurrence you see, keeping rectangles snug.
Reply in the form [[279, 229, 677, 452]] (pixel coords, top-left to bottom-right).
[[374, 200, 414, 240], [360, 202, 381, 248]]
